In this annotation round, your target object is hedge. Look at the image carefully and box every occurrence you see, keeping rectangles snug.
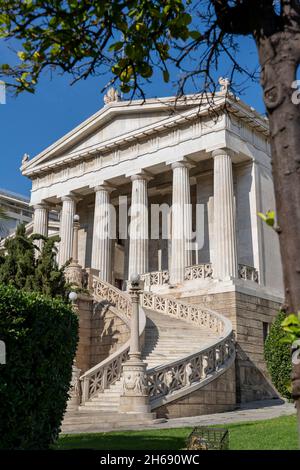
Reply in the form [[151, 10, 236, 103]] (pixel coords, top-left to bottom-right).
[[0, 284, 78, 449], [264, 311, 292, 400]]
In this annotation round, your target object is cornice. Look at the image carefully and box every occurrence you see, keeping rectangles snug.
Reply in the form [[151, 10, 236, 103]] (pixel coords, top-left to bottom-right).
[[22, 94, 269, 179]]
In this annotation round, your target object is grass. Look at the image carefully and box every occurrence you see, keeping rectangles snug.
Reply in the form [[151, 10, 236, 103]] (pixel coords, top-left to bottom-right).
[[55, 414, 298, 451]]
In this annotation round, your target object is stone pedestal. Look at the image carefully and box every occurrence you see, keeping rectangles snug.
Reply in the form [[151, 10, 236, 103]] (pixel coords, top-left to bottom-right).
[[119, 359, 151, 414], [66, 361, 81, 411], [120, 276, 151, 415]]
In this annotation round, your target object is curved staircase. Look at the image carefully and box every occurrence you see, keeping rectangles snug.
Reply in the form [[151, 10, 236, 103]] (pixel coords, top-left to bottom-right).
[[62, 275, 235, 433]]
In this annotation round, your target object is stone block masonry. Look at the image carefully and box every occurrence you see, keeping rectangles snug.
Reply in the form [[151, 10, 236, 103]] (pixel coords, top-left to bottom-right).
[[156, 363, 236, 419], [181, 290, 281, 403]]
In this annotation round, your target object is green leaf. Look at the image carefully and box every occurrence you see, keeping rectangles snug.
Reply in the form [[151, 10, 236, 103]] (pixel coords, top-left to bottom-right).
[[109, 41, 124, 52], [190, 30, 201, 41], [258, 210, 275, 227], [120, 83, 131, 93], [17, 51, 27, 61]]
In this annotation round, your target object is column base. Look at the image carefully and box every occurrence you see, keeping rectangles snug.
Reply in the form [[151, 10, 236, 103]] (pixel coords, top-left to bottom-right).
[[213, 275, 236, 283], [119, 395, 151, 415]]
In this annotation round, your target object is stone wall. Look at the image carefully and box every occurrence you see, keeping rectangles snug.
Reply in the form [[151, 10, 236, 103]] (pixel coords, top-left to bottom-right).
[[75, 294, 130, 373], [156, 363, 236, 419], [183, 289, 281, 402], [75, 295, 93, 374], [90, 304, 130, 367]]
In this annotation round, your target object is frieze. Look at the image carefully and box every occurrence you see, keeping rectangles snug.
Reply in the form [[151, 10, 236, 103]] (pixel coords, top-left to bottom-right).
[[30, 111, 269, 194]]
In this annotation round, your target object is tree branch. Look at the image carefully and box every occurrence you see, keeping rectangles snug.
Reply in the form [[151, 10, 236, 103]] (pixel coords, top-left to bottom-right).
[[212, 0, 279, 36]]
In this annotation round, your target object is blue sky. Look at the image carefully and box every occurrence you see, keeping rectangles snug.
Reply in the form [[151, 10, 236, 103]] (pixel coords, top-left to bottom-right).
[[0, 36, 264, 197]]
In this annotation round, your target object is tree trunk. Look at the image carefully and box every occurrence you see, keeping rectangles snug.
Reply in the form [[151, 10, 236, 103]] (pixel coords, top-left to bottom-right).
[[256, 31, 300, 443]]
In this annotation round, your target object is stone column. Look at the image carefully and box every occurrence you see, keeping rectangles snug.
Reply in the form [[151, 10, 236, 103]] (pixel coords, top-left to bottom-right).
[[212, 149, 238, 280], [33, 203, 49, 255], [58, 195, 77, 266], [128, 172, 150, 279], [91, 184, 114, 282], [169, 161, 193, 285], [65, 215, 83, 288], [120, 275, 150, 415]]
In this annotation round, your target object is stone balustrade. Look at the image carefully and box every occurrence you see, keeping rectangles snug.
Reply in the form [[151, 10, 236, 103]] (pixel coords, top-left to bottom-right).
[[184, 263, 213, 280], [80, 276, 147, 404], [81, 346, 130, 403], [141, 263, 259, 288], [80, 277, 134, 403], [140, 290, 234, 407], [92, 277, 132, 319], [147, 331, 235, 407], [238, 264, 259, 283], [140, 270, 170, 288], [140, 292, 229, 335]]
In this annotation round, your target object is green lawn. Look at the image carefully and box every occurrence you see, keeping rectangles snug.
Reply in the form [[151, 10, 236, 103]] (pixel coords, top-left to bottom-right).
[[55, 415, 298, 451]]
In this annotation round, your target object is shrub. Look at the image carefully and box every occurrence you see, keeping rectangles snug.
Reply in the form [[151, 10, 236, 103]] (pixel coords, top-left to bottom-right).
[[264, 311, 292, 400], [0, 284, 78, 449], [0, 223, 69, 300]]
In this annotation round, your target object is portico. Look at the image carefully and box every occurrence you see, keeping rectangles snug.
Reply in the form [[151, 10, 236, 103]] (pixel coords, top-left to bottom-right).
[[22, 90, 283, 295]]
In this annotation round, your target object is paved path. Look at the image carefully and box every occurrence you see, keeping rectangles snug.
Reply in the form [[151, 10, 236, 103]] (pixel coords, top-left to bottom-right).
[[144, 399, 295, 431], [62, 399, 295, 434]]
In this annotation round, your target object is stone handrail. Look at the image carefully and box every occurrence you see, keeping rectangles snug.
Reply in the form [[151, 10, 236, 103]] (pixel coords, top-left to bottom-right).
[[81, 340, 130, 403], [238, 264, 259, 283], [80, 276, 146, 404], [147, 331, 235, 408], [141, 270, 169, 289], [184, 263, 213, 280], [140, 290, 235, 408], [141, 291, 227, 335], [92, 276, 132, 319]]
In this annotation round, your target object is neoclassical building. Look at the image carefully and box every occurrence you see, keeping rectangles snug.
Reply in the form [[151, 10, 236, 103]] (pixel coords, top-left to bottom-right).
[[22, 86, 284, 431]]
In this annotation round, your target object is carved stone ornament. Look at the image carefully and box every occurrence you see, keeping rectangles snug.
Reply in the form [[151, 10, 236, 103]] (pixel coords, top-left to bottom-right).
[[218, 77, 231, 94], [122, 367, 148, 396], [185, 362, 193, 386], [21, 153, 30, 165], [67, 361, 81, 407], [104, 87, 120, 105], [65, 263, 83, 288]]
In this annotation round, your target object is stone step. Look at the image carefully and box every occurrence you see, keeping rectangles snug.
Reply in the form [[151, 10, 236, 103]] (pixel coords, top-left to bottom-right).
[[90, 397, 120, 404], [61, 412, 160, 433], [63, 303, 221, 433], [81, 400, 119, 406]]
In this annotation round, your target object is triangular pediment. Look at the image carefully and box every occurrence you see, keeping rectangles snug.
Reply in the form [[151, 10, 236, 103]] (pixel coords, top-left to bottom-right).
[[65, 110, 172, 155], [22, 96, 200, 176], [21, 93, 269, 177]]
